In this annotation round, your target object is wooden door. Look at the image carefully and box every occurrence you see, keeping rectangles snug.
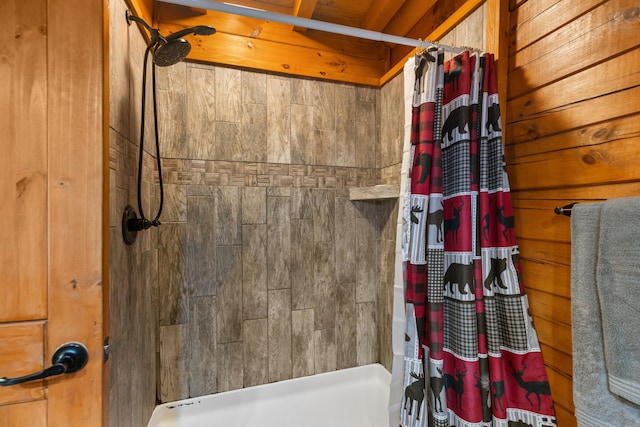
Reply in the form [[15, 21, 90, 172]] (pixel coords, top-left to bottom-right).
[[0, 0, 105, 425]]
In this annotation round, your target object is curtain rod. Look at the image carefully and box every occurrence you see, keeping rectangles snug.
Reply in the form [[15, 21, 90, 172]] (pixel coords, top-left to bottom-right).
[[159, 0, 466, 53]]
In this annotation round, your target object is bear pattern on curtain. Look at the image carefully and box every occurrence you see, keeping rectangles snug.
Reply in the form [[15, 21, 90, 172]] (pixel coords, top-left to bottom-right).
[[399, 49, 557, 427]]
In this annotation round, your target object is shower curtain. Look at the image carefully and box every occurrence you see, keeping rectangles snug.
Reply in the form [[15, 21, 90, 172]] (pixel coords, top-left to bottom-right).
[[391, 49, 557, 427]]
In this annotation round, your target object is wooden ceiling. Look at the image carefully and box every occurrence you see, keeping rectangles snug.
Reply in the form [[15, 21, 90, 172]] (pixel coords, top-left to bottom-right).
[[126, 0, 484, 86]]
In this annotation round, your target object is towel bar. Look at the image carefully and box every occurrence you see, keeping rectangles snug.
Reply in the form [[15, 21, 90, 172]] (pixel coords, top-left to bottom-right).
[[554, 203, 577, 216]]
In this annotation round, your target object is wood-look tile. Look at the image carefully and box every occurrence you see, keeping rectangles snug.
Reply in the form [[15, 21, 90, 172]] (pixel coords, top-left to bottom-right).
[[186, 66, 216, 160], [355, 100, 377, 168], [356, 301, 378, 366], [292, 309, 315, 378], [335, 85, 356, 167], [334, 197, 356, 284], [267, 76, 291, 164], [313, 241, 336, 330], [243, 318, 268, 387], [356, 216, 379, 303], [188, 296, 217, 397], [156, 63, 187, 159], [242, 69, 267, 104], [158, 223, 189, 326], [291, 78, 315, 105], [242, 225, 267, 320], [187, 196, 216, 297], [267, 186, 291, 197], [215, 245, 243, 343], [290, 188, 313, 219], [336, 282, 357, 369], [314, 328, 337, 374], [215, 186, 241, 246], [380, 73, 404, 168], [313, 81, 335, 131], [242, 103, 267, 163], [290, 104, 314, 165], [357, 85, 377, 103], [242, 187, 266, 224], [109, 0, 130, 137], [159, 324, 190, 402], [217, 341, 243, 392], [162, 184, 187, 222], [268, 289, 292, 382], [109, 228, 131, 343], [290, 219, 314, 310], [139, 249, 158, 419], [312, 189, 334, 243], [214, 121, 242, 162], [267, 196, 291, 290], [313, 129, 335, 166], [215, 66, 241, 122]]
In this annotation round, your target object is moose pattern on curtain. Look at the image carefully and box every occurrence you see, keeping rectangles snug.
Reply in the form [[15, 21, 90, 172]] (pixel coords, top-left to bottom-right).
[[398, 49, 557, 427]]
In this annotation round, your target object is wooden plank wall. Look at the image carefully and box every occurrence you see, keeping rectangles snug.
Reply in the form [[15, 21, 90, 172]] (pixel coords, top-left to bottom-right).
[[505, 0, 640, 425]]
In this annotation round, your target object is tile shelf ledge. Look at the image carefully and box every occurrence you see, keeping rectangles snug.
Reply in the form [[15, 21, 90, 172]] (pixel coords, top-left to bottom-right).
[[349, 184, 399, 201]]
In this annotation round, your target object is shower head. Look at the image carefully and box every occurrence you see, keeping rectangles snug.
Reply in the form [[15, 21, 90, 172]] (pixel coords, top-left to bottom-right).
[[153, 25, 216, 66], [165, 25, 216, 41], [126, 10, 216, 67], [153, 38, 192, 67]]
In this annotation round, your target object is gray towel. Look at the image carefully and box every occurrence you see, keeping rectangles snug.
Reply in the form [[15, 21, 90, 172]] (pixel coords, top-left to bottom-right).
[[597, 197, 640, 406], [571, 202, 640, 426]]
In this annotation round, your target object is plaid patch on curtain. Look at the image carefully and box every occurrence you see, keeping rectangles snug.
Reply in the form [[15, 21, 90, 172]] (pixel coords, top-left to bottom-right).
[[398, 49, 557, 427]]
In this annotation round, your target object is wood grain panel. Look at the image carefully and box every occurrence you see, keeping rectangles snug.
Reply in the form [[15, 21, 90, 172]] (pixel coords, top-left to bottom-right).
[[527, 289, 571, 325], [166, 26, 386, 86], [508, 48, 640, 123], [509, 0, 603, 52], [159, 324, 190, 402], [507, 86, 640, 145], [554, 404, 578, 427], [0, 400, 46, 427], [507, 137, 640, 191], [533, 316, 571, 356], [188, 296, 217, 396], [156, 5, 388, 60], [0, 0, 48, 322], [521, 260, 571, 298], [517, 238, 570, 266], [0, 322, 45, 405], [47, 0, 104, 424], [509, 0, 640, 98], [243, 318, 268, 387], [507, 1, 640, 422], [546, 367, 575, 414], [539, 342, 572, 378], [511, 205, 570, 242], [291, 309, 315, 378], [513, 182, 640, 202], [268, 289, 292, 382], [506, 113, 640, 156]]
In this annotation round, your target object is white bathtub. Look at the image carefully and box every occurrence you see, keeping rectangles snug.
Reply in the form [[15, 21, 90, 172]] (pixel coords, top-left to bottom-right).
[[147, 363, 391, 427]]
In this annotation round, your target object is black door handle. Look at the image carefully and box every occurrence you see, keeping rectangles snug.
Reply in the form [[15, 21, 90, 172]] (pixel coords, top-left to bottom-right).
[[0, 342, 88, 386]]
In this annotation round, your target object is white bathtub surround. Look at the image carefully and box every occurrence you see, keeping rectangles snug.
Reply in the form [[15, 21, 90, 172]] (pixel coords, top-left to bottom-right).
[[147, 364, 391, 427]]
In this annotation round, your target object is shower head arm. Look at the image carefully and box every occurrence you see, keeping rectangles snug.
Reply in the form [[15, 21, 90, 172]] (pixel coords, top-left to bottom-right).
[[126, 11, 168, 47], [125, 10, 154, 32]]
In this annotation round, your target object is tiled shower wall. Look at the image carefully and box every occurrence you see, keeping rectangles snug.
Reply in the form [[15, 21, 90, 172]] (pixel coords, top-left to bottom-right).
[[154, 61, 393, 402], [109, 1, 406, 424], [108, 0, 160, 426]]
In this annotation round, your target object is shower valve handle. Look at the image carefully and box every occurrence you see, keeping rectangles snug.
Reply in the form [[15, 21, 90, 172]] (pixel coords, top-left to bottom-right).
[[127, 217, 161, 231]]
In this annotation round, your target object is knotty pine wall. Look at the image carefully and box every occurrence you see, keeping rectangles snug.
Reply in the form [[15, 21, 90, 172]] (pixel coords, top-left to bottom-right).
[[505, 0, 640, 425]]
